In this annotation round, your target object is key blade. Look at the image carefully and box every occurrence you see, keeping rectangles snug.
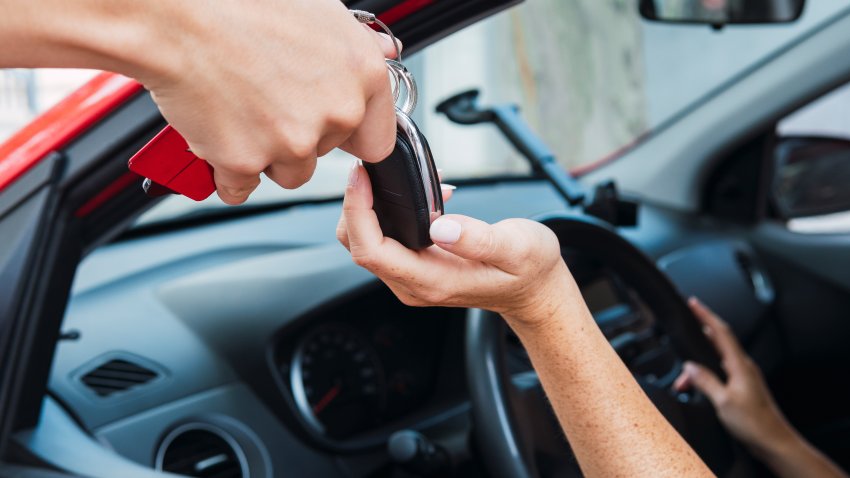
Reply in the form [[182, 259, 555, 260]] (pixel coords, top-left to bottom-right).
[[141, 178, 177, 197]]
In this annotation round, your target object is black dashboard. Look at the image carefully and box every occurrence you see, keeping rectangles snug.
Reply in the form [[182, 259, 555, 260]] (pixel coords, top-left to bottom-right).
[[19, 179, 779, 478], [272, 286, 467, 449]]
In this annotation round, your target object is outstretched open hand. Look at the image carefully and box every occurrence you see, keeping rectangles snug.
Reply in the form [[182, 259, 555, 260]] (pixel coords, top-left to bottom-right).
[[336, 164, 569, 324]]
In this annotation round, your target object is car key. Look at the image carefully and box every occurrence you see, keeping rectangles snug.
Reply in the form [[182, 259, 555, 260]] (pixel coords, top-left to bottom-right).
[[363, 59, 443, 250], [127, 10, 442, 248]]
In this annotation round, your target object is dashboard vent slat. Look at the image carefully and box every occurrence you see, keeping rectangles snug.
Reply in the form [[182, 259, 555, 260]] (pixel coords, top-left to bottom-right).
[[80, 358, 159, 397]]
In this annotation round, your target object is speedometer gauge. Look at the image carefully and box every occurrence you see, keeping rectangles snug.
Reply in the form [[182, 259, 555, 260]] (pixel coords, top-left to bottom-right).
[[290, 325, 386, 440]]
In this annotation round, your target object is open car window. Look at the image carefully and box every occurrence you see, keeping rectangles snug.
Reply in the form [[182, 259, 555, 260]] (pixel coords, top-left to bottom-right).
[[3, 1, 848, 227], [136, 0, 849, 226], [0, 69, 99, 141]]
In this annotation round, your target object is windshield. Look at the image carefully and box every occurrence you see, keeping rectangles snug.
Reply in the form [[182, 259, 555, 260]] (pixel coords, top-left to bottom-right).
[[1, 0, 847, 225]]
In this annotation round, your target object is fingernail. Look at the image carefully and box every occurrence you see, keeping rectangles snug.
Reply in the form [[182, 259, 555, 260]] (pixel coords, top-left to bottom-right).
[[430, 217, 461, 244], [683, 362, 697, 376], [440, 183, 457, 191], [348, 162, 359, 187]]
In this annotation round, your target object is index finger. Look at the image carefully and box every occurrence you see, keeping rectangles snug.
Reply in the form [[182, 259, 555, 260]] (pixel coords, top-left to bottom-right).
[[339, 77, 397, 164], [689, 297, 747, 372], [213, 167, 260, 205], [366, 28, 404, 59], [340, 29, 403, 163]]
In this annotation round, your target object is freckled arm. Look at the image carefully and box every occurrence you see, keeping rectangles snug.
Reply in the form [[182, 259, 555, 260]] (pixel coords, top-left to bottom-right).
[[503, 263, 714, 478]]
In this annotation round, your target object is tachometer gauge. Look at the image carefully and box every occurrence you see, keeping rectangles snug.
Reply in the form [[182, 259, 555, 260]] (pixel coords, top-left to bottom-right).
[[290, 325, 386, 440]]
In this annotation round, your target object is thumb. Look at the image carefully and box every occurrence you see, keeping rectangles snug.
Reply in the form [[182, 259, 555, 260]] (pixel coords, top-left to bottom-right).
[[682, 361, 727, 406], [429, 215, 528, 273]]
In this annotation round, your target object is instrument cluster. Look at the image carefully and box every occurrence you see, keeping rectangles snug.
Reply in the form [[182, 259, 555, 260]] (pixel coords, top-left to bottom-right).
[[274, 285, 467, 446]]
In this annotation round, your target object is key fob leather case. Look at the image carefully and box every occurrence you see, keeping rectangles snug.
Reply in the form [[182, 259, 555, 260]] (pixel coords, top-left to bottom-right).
[[363, 112, 443, 250]]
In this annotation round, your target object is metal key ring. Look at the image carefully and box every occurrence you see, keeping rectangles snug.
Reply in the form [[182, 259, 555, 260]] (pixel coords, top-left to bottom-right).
[[351, 10, 402, 62], [350, 10, 416, 115], [386, 59, 417, 116], [388, 66, 401, 105]]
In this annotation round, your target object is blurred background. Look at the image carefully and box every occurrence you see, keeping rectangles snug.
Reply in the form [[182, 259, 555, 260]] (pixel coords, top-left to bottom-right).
[[1, 0, 848, 230], [0, 69, 98, 140]]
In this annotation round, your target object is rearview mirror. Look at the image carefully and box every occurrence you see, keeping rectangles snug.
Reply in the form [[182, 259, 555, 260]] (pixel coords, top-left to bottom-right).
[[772, 136, 850, 219], [639, 0, 805, 26]]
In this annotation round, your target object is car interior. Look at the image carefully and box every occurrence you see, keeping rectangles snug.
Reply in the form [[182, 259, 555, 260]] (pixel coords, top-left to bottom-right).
[[2, 0, 850, 477]]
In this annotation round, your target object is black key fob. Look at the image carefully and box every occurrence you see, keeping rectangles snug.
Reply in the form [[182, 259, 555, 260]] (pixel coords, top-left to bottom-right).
[[363, 110, 443, 250]]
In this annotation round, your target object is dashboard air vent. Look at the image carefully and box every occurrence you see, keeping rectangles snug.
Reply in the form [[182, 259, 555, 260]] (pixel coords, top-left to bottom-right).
[[157, 426, 246, 478], [80, 358, 159, 397]]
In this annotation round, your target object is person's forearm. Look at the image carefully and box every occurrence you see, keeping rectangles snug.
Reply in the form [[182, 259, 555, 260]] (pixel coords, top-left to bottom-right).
[[753, 426, 847, 478], [0, 0, 182, 81], [503, 262, 713, 478]]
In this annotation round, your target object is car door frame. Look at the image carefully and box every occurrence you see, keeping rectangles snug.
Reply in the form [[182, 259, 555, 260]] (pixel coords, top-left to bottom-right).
[[0, 0, 522, 471]]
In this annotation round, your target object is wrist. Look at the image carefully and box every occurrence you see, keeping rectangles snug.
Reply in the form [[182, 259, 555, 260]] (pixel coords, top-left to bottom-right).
[[114, 0, 204, 88], [747, 418, 802, 462], [70, 0, 192, 85], [500, 261, 585, 332], [0, 0, 187, 84]]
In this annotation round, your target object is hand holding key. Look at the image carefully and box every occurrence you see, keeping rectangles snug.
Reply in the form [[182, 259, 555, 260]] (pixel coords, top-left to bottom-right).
[[135, 0, 401, 204], [131, 9, 442, 252]]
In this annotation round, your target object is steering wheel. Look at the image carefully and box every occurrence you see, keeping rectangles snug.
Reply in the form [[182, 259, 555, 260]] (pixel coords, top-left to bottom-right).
[[465, 215, 737, 477]]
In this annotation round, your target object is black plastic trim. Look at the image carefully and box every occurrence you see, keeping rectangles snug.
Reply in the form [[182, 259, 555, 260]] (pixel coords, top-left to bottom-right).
[[0, 153, 61, 222]]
